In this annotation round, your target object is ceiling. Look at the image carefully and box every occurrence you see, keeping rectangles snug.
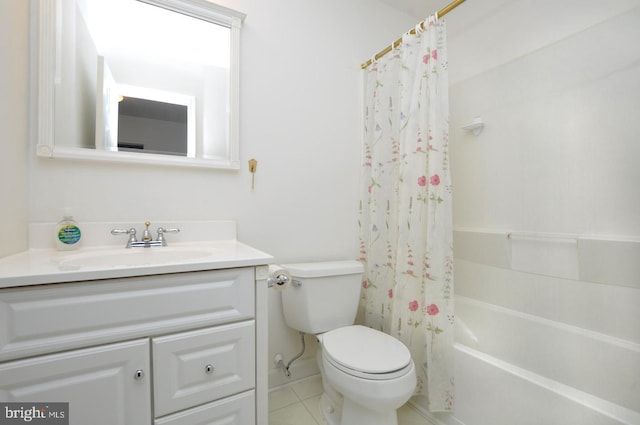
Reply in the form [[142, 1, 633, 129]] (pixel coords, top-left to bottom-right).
[[377, 0, 455, 19]]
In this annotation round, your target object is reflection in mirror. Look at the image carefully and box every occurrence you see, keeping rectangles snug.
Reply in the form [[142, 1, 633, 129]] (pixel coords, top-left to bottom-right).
[[118, 96, 191, 157], [96, 71, 196, 157], [36, 0, 245, 169]]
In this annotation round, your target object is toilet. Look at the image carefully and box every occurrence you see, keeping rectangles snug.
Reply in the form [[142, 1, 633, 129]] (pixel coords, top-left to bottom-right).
[[280, 260, 416, 425]]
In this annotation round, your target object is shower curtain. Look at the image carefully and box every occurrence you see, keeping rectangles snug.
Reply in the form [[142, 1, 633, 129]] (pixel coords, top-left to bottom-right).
[[358, 16, 454, 412]]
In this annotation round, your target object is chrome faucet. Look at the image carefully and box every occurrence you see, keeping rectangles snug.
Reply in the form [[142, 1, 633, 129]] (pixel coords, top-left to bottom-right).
[[111, 221, 180, 248]]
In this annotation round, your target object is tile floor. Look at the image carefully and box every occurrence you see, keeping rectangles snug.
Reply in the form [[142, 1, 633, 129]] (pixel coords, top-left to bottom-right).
[[268, 375, 431, 425]]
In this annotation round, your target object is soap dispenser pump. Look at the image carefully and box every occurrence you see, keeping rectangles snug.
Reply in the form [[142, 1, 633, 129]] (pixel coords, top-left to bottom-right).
[[55, 208, 82, 251]]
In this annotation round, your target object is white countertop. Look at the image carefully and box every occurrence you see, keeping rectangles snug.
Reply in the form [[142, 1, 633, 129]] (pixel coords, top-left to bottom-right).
[[0, 241, 273, 289]]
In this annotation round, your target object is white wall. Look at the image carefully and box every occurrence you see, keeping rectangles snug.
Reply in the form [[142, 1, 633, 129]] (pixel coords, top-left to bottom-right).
[[20, 0, 418, 388], [413, 0, 640, 424], [0, 0, 29, 257]]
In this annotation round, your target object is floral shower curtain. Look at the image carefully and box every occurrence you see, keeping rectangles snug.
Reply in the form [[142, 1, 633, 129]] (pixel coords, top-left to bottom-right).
[[358, 16, 454, 412]]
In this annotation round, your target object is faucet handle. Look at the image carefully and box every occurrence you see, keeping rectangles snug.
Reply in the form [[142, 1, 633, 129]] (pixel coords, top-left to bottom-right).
[[111, 228, 137, 248], [156, 227, 180, 247]]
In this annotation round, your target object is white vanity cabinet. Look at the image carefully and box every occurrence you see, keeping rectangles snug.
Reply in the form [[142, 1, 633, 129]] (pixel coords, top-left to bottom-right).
[[0, 266, 269, 425]]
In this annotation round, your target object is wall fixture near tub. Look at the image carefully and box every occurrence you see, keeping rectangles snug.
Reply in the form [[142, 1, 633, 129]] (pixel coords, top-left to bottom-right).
[[462, 116, 485, 136], [35, 0, 246, 170]]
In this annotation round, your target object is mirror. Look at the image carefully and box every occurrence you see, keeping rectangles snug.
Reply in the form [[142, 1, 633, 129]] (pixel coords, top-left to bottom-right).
[[35, 0, 245, 169]]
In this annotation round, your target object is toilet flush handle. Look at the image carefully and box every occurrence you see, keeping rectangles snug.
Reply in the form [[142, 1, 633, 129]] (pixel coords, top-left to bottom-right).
[[267, 273, 289, 288]]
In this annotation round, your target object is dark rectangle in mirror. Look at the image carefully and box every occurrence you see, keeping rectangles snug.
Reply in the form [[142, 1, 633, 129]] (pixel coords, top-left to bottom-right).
[[118, 97, 188, 156]]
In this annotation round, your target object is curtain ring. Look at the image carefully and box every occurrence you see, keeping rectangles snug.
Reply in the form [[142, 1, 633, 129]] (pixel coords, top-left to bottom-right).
[[414, 22, 423, 35]]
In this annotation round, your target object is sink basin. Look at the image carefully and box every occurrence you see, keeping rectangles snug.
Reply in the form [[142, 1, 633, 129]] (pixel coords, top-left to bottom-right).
[[58, 247, 215, 269]]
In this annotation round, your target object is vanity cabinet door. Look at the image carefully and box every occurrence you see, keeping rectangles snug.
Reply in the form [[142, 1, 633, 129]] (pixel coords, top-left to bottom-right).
[[0, 339, 151, 425], [154, 390, 255, 425], [153, 320, 255, 417]]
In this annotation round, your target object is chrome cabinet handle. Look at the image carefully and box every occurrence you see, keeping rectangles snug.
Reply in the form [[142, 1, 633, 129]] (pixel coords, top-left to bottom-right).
[[134, 369, 145, 380], [205, 364, 214, 374]]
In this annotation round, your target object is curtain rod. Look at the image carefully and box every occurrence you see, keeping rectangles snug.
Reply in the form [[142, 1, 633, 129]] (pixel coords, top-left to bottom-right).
[[360, 0, 467, 69]]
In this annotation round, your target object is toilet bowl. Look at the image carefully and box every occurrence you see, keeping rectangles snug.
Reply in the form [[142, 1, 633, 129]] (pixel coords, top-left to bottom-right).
[[319, 325, 416, 425], [278, 261, 416, 425]]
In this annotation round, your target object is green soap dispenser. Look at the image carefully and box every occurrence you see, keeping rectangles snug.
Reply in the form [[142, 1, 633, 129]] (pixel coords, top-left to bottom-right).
[[55, 209, 82, 251]]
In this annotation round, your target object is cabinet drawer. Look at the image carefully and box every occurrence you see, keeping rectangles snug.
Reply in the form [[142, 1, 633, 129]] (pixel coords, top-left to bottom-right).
[[154, 390, 254, 425], [0, 339, 151, 425], [153, 321, 255, 417], [0, 268, 255, 362]]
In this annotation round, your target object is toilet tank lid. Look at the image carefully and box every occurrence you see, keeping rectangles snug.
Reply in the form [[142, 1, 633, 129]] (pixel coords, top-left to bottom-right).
[[281, 260, 364, 278]]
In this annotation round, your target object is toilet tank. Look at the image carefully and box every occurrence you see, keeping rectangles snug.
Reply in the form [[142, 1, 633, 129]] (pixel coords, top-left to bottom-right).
[[280, 260, 364, 334]]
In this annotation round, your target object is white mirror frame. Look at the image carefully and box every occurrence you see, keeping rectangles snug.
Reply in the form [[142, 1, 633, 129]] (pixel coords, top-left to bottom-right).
[[35, 0, 245, 170]]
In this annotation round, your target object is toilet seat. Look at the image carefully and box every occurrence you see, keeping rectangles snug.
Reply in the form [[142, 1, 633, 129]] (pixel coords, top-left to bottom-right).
[[320, 325, 412, 380]]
